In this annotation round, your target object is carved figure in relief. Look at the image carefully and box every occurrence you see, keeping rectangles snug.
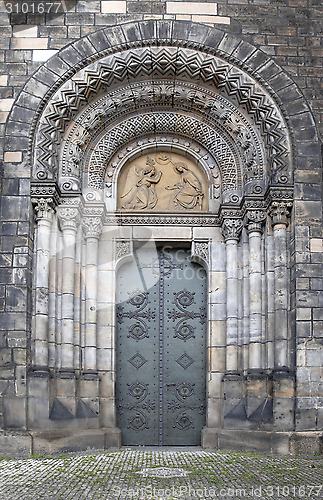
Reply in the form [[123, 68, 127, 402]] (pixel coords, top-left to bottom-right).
[[120, 157, 162, 210], [166, 162, 204, 211]]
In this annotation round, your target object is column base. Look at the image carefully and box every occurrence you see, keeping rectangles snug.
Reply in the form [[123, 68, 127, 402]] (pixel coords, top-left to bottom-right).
[[31, 427, 121, 455], [246, 370, 273, 430], [272, 369, 295, 431], [0, 428, 121, 457], [201, 428, 323, 456]]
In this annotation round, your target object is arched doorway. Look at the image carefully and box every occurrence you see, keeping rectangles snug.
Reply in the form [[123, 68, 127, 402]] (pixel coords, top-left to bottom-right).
[[5, 19, 320, 454]]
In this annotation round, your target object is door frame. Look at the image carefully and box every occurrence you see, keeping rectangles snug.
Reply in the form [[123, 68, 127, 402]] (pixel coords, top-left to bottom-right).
[[108, 227, 216, 445]]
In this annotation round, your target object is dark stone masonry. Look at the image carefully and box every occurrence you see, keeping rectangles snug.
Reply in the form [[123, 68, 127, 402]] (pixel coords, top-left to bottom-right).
[[0, 0, 322, 455]]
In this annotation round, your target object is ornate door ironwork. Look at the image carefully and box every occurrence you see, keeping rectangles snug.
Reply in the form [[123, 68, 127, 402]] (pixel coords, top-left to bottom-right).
[[116, 247, 206, 445]]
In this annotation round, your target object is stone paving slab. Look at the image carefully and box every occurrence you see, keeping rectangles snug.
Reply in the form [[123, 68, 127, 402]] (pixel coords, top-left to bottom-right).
[[0, 448, 322, 500]]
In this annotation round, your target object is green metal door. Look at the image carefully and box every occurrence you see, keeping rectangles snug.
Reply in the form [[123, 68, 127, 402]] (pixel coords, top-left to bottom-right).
[[116, 246, 206, 445]]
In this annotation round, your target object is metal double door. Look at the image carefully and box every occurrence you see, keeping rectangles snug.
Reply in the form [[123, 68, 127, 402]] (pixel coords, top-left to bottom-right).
[[116, 246, 206, 446]]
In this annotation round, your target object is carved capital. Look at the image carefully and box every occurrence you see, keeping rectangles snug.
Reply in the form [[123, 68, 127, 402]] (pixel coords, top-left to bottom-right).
[[269, 202, 292, 228], [32, 197, 54, 223], [245, 210, 267, 234], [221, 218, 243, 242], [57, 206, 81, 232], [82, 216, 103, 239]]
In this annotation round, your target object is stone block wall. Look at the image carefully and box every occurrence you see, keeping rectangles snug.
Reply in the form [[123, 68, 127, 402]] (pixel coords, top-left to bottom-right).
[[0, 0, 322, 441]]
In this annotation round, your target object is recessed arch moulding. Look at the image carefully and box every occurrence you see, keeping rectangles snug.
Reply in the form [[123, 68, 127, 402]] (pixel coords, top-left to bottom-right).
[[32, 44, 293, 210], [22, 23, 306, 453]]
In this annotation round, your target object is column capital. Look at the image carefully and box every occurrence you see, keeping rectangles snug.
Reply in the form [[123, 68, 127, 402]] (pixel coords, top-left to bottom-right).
[[245, 209, 267, 234], [57, 205, 81, 232], [32, 197, 54, 223], [268, 201, 292, 228], [82, 216, 103, 239], [221, 218, 243, 242]]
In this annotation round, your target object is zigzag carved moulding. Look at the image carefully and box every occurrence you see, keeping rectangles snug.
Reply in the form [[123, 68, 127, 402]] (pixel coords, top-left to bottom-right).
[[61, 80, 264, 191], [87, 112, 238, 193], [33, 46, 291, 187]]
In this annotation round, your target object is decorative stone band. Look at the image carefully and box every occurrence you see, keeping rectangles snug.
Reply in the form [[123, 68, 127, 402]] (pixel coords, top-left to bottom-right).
[[33, 44, 290, 188], [269, 201, 293, 227], [221, 218, 243, 242]]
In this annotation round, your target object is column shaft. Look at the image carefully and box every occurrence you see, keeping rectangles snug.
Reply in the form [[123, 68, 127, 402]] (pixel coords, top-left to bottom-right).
[[269, 201, 292, 370], [226, 239, 239, 371], [57, 204, 81, 371], [33, 199, 53, 369], [61, 227, 77, 369], [48, 214, 58, 368], [241, 229, 250, 371], [266, 233, 275, 369], [84, 236, 99, 372], [248, 230, 263, 369], [82, 214, 103, 373], [221, 218, 242, 374], [74, 230, 82, 370], [273, 223, 289, 368]]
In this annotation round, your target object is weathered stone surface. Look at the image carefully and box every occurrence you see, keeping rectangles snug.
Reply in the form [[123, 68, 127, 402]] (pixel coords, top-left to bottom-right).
[[32, 429, 107, 454], [0, 430, 32, 456], [0, 14, 322, 455]]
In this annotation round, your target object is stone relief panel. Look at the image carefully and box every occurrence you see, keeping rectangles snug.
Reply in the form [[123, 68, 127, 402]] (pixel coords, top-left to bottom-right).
[[117, 152, 208, 212]]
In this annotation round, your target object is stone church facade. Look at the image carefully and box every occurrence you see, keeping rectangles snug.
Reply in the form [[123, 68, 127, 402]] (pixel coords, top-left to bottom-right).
[[0, 1, 322, 455]]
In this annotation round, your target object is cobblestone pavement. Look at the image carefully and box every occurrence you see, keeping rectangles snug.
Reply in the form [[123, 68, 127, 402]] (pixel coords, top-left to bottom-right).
[[0, 447, 322, 500]]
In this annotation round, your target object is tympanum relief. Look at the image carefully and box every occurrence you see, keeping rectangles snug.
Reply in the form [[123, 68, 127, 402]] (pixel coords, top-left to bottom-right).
[[117, 152, 207, 212]]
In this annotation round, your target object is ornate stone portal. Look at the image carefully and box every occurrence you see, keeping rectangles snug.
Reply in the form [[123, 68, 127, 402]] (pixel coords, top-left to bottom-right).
[[3, 20, 321, 456]]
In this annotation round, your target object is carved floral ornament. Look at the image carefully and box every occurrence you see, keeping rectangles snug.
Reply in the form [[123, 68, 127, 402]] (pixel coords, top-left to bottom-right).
[[221, 218, 243, 242], [269, 201, 293, 227], [245, 210, 267, 234], [32, 46, 292, 197], [82, 216, 103, 239]]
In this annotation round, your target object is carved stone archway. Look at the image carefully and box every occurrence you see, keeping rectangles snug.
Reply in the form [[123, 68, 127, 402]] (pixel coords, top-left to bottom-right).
[[3, 20, 321, 453]]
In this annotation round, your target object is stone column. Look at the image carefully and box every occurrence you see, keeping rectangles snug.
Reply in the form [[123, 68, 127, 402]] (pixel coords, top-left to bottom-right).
[[245, 210, 266, 370], [82, 216, 103, 373], [269, 202, 292, 369], [244, 210, 268, 419], [32, 198, 54, 370], [266, 232, 275, 369], [222, 218, 243, 373], [269, 201, 295, 431], [48, 214, 58, 368], [57, 204, 81, 371], [241, 229, 250, 372], [269, 201, 294, 431], [221, 218, 244, 428]]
